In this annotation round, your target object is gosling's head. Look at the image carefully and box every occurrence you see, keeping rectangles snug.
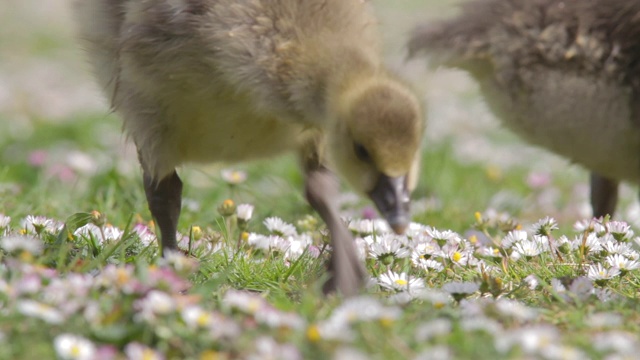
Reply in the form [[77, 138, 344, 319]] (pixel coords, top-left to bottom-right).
[[328, 76, 425, 234]]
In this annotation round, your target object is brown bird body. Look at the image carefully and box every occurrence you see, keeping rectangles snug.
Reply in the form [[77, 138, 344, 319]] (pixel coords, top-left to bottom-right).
[[75, 0, 425, 295], [409, 0, 640, 217]]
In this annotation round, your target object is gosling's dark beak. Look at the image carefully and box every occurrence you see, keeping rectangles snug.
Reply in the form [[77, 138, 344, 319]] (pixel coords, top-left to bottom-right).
[[368, 174, 410, 234]]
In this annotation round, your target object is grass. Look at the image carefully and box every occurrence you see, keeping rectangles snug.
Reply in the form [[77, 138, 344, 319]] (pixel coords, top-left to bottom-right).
[[2, 0, 640, 359]]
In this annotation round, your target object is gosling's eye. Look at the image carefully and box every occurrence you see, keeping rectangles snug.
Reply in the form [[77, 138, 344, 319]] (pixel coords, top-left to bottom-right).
[[354, 143, 371, 162]]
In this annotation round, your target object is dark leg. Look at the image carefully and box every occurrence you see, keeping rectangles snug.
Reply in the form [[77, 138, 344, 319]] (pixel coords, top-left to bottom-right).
[[143, 170, 183, 253], [301, 146, 366, 296], [590, 172, 618, 218]]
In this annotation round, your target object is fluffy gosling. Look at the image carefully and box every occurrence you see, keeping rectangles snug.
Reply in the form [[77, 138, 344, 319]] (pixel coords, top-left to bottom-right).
[[409, 0, 640, 217], [74, 0, 425, 295]]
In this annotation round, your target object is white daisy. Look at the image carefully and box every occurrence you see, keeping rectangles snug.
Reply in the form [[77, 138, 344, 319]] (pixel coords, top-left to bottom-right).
[[378, 270, 425, 292], [368, 234, 410, 263], [17, 300, 65, 324], [606, 254, 640, 272], [124, 342, 164, 360], [587, 263, 620, 282], [135, 290, 176, 323], [600, 237, 634, 256], [411, 240, 441, 260], [133, 224, 157, 246], [330, 296, 402, 324], [415, 319, 453, 341], [0, 214, 10, 229], [411, 256, 445, 273], [606, 221, 634, 242], [523, 274, 539, 290], [182, 305, 213, 329], [348, 219, 390, 235], [53, 334, 96, 360], [441, 281, 479, 301], [0, 235, 43, 255], [22, 215, 61, 235], [501, 230, 528, 249], [264, 217, 297, 237], [426, 228, 463, 246], [531, 216, 558, 236], [236, 203, 255, 221], [570, 233, 602, 254], [223, 290, 267, 315], [494, 299, 538, 321], [220, 168, 247, 184], [441, 244, 471, 266], [512, 239, 543, 258], [567, 277, 594, 301], [285, 234, 312, 260]]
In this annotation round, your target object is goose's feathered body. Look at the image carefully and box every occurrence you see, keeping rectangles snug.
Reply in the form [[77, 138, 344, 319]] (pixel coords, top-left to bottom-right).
[[75, 0, 424, 295], [409, 0, 640, 215], [77, 0, 385, 178]]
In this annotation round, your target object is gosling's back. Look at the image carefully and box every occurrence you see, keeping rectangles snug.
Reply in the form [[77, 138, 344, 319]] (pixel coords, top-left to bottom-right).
[[409, 0, 640, 183]]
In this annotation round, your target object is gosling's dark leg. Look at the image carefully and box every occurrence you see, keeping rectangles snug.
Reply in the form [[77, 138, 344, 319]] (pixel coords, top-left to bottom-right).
[[143, 170, 183, 253], [590, 172, 618, 218], [304, 165, 366, 296]]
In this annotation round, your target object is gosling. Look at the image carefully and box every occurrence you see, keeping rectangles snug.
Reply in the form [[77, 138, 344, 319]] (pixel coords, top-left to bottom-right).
[[74, 0, 425, 295], [409, 0, 640, 218]]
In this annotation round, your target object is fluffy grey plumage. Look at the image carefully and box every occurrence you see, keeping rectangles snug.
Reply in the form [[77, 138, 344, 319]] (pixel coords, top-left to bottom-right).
[[409, 0, 640, 217], [74, 0, 425, 295]]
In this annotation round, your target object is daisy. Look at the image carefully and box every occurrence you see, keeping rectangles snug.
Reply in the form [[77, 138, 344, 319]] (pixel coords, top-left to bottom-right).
[[236, 203, 255, 221], [181, 305, 213, 329], [17, 299, 65, 324], [415, 318, 453, 341], [426, 228, 463, 246], [570, 233, 602, 254], [606, 221, 634, 242], [348, 219, 389, 235], [220, 168, 247, 184], [600, 237, 634, 256], [512, 239, 543, 259], [442, 244, 471, 266], [606, 254, 640, 272], [441, 281, 479, 301], [223, 290, 267, 315], [494, 299, 538, 321], [285, 234, 312, 260], [378, 270, 425, 292], [587, 263, 620, 283], [124, 343, 165, 360], [264, 217, 297, 237], [0, 214, 10, 229], [133, 223, 157, 246], [255, 307, 306, 330], [523, 274, 539, 290], [411, 256, 445, 273], [531, 216, 558, 237], [53, 334, 97, 360], [460, 317, 502, 335], [410, 240, 440, 260], [135, 290, 176, 323], [567, 277, 594, 301], [368, 234, 410, 264], [22, 215, 61, 235], [330, 296, 402, 324], [0, 235, 43, 255], [501, 230, 528, 249]]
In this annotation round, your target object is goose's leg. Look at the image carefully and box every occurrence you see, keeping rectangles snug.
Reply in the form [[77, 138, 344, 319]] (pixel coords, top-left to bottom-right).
[[301, 148, 365, 296], [590, 172, 618, 218], [143, 170, 183, 253]]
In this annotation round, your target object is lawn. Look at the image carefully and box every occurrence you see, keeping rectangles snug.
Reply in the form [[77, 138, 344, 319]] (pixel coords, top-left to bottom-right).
[[1, 1, 640, 359]]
